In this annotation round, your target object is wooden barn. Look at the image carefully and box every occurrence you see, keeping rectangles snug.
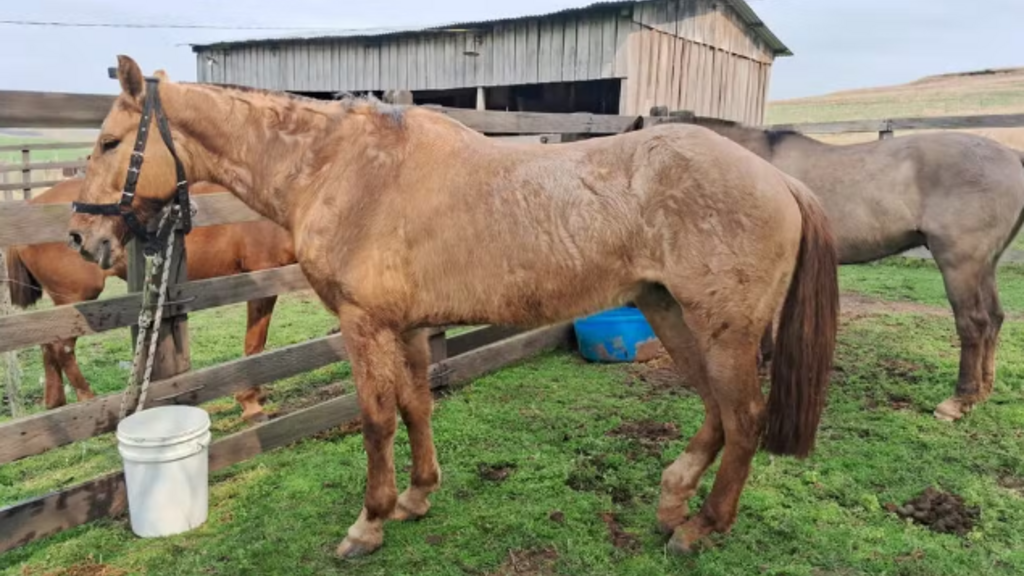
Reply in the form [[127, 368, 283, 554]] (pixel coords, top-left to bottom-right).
[[191, 0, 789, 124]]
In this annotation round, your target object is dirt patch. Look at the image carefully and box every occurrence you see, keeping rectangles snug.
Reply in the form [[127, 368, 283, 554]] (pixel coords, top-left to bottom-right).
[[868, 392, 915, 412], [626, 351, 693, 400], [634, 339, 666, 363], [840, 293, 950, 320], [599, 512, 641, 552], [886, 393, 914, 411], [566, 454, 634, 504], [607, 420, 680, 455], [548, 510, 565, 524], [273, 382, 347, 418], [425, 534, 446, 546], [487, 547, 559, 576], [24, 556, 128, 576], [894, 550, 926, 564], [478, 462, 517, 483], [879, 358, 925, 383], [888, 487, 980, 536], [997, 475, 1024, 496]]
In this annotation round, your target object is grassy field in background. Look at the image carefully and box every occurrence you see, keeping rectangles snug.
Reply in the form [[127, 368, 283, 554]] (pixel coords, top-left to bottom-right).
[[765, 67, 1024, 150], [4, 257, 1024, 575], [0, 134, 91, 165]]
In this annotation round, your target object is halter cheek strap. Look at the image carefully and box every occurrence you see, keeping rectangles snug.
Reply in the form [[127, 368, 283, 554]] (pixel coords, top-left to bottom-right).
[[71, 76, 192, 252]]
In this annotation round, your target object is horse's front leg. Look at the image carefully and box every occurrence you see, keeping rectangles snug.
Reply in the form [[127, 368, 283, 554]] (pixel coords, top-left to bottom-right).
[[336, 306, 406, 558], [391, 329, 441, 521]]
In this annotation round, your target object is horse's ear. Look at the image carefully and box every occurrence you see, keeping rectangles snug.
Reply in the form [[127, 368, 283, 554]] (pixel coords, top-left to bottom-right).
[[154, 69, 171, 82], [116, 55, 144, 102], [623, 116, 644, 133]]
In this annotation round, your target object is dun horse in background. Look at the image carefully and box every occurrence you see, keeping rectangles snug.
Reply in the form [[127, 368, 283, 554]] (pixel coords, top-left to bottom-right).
[[7, 178, 296, 421], [66, 56, 838, 558], [695, 117, 1024, 422]]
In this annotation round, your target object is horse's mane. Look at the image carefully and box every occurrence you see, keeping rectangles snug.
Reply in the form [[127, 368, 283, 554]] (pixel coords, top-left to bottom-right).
[[184, 81, 406, 125], [689, 115, 809, 152], [766, 129, 803, 149]]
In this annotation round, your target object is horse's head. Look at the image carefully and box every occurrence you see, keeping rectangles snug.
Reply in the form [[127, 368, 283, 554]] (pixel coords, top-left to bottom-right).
[[67, 55, 189, 269]]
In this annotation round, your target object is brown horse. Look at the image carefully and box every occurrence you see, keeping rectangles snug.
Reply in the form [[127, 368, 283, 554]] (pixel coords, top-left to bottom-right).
[[66, 56, 838, 557], [694, 117, 1024, 422], [7, 178, 296, 421]]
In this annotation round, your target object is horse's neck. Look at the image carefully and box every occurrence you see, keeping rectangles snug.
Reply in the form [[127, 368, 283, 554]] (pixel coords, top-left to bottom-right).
[[162, 83, 337, 228]]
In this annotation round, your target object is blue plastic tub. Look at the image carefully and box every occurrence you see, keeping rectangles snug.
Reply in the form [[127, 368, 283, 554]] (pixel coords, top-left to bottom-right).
[[573, 306, 658, 363]]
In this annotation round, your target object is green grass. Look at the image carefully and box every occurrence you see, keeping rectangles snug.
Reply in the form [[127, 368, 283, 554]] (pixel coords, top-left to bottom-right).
[[5, 259, 1024, 575], [838, 257, 1024, 312], [764, 71, 1024, 125], [766, 88, 1024, 125]]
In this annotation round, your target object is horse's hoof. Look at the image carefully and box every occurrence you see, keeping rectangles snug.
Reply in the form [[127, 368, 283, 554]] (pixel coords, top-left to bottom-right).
[[666, 533, 697, 555], [390, 496, 430, 521], [336, 536, 381, 559], [934, 398, 966, 422], [656, 508, 688, 536]]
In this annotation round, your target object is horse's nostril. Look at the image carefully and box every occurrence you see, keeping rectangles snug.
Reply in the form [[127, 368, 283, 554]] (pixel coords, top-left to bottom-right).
[[68, 232, 84, 250]]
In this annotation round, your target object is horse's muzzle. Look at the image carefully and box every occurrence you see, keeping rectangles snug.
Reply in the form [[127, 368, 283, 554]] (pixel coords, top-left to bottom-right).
[[68, 230, 115, 270]]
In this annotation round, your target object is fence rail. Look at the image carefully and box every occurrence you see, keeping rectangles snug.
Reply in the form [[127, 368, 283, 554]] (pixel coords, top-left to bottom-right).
[[4, 90, 1024, 554], [0, 140, 91, 200], [0, 324, 574, 553], [0, 159, 88, 174]]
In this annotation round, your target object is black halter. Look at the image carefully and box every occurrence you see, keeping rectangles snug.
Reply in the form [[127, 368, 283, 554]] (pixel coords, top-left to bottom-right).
[[72, 77, 193, 253]]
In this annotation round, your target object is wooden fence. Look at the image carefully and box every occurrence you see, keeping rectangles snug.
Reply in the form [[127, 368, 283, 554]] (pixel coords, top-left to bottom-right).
[[4, 87, 1024, 553], [0, 142, 90, 201]]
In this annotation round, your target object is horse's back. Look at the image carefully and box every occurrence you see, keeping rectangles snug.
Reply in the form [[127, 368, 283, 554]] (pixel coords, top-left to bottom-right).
[[357, 120, 809, 327]]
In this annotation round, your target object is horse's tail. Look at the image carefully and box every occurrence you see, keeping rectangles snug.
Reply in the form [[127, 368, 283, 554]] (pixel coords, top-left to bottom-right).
[[763, 180, 840, 458], [5, 246, 43, 308]]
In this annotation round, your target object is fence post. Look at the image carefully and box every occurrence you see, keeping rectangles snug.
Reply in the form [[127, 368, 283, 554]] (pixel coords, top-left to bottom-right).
[[878, 119, 894, 140], [0, 249, 23, 417], [21, 148, 31, 200], [644, 106, 670, 128], [429, 329, 448, 364], [127, 228, 190, 385]]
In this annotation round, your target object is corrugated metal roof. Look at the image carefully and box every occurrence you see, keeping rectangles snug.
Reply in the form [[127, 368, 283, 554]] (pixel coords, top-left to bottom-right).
[[190, 0, 790, 56]]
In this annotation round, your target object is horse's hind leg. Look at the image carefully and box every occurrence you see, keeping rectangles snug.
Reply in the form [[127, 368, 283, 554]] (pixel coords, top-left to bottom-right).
[[643, 272, 774, 553], [932, 253, 998, 421], [635, 286, 724, 534], [41, 343, 67, 409], [390, 328, 441, 522], [56, 337, 95, 403], [235, 296, 278, 423], [980, 270, 1004, 400], [672, 322, 764, 553]]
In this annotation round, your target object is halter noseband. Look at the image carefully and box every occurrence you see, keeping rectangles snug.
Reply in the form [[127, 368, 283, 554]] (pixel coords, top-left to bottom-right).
[[71, 76, 193, 253]]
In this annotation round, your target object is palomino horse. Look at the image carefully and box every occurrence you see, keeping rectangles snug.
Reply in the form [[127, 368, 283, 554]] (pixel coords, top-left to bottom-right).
[[695, 118, 1024, 422], [7, 178, 295, 421], [67, 56, 838, 556]]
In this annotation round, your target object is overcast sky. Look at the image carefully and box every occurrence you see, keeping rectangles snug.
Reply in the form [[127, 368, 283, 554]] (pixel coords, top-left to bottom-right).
[[1, 0, 1021, 101]]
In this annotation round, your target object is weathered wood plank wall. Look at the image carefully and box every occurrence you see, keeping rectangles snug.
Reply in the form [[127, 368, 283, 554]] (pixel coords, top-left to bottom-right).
[[194, 1, 777, 123]]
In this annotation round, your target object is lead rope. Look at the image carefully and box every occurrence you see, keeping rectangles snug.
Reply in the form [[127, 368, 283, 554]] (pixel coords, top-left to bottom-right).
[[118, 205, 181, 421]]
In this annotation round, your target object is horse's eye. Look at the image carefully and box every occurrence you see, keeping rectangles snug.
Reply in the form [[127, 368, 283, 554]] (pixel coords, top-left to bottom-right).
[[101, 139, 121, 153]]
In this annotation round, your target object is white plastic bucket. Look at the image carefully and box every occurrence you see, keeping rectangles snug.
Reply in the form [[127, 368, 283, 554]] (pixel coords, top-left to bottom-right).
[[116, 405, 212, 538]]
